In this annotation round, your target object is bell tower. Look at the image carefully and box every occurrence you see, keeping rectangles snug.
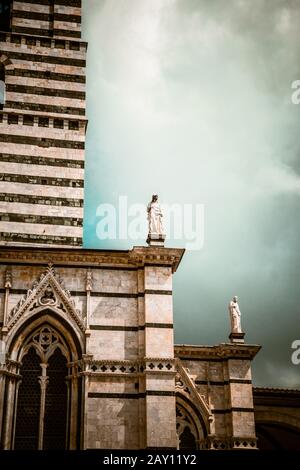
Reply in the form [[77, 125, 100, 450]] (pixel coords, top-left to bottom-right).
[[0, 0, 86, 247]]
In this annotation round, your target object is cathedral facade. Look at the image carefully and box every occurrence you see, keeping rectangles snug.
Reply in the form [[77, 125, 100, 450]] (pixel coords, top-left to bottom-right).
[[0, 1, 299, 450]]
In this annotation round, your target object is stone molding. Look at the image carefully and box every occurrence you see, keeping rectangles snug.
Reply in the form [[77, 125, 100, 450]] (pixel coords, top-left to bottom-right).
[[80, 358, 176, 376], [200, 436, 257, 450], [0, 246, 185, 272], [175, 359, 213, 431], [175, 343, 261, 361]]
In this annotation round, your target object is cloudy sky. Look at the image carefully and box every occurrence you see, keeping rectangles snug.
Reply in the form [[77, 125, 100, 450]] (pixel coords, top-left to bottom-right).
[[82, 0, 300, 387]]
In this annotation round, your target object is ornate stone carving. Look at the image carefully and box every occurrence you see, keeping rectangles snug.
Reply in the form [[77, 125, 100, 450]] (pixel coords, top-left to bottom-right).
[[7, 266, 85, 332], [22, 324, 68, 363], [4, 268, 12, 289], [175, 359, 213, 428], [81, 358, 176, 376], [199, 436, 257, 450], [176, 403, 200, 449], [0, 246, 185, 274], [40, 285, 56, 306], [86, 269, 93, 291], [174, 343, 261, 360]]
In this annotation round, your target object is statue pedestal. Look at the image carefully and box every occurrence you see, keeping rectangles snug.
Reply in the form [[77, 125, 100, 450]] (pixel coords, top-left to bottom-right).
[[229, 332, 245, 344], [146, 233, 166, 247]]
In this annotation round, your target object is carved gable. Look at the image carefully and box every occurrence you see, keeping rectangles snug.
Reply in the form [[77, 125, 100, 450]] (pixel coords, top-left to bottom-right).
[[7, 266, 85, 333]]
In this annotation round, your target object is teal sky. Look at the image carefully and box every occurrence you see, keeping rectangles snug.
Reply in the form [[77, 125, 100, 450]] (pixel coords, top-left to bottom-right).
[[82, 0, 300, 387]]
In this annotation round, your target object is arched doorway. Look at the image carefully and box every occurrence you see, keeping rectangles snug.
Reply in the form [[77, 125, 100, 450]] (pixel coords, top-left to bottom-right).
[[5, 313, 83, 450]]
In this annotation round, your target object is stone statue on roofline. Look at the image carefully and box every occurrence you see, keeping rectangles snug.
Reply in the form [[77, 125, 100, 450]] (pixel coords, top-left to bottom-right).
[[228, 295, 245, 343], [146, 194, 165, 247]]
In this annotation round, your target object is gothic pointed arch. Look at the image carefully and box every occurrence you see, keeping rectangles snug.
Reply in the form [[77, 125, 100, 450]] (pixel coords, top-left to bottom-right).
[[4, 311, 83, 450], [6, 266, 86, 357], [9, 310, 82, 363], [176, 390, 209, 447]]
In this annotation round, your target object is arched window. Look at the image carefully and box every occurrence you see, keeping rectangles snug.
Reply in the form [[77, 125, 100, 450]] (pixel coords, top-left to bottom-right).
[[14, 347, 41, 450], [14, 325, 70, 450], [176, 402, 206, 449], [0, 63, 5, 110], [0, 0, 12, 32]]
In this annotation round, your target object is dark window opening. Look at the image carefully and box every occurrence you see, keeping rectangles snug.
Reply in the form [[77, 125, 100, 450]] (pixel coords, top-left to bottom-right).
[[26, 37, 36, 47], [54, 118, 64, 129], [0, 0, 12, 32], [69, 41, 80, 51], [8, 114, 18, 125], [69, 120, 79, 131], [39, 117, 49, 128], [23, 115, 34, 126], [55, 40, 65, 49], [41, 38, 51, 48], [179, 427, 197, 450], [11, 34, 21, 44]]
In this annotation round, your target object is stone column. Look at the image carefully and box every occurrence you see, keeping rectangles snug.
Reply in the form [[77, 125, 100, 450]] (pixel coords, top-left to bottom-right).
[[143, 265, 177, 449], [0, 373, 6, 444], [2, 268, 12, 330], [85, 269, 92, 353], [38, 364, 48, 450], [69, 369, 78, 450], [11, 379, 22, 449], [81, 357, 92, 450], [2, 376, 16, 449]]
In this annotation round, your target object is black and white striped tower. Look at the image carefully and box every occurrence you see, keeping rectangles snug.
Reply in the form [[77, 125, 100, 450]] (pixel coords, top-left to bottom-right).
[[0, 0, 86, 247]]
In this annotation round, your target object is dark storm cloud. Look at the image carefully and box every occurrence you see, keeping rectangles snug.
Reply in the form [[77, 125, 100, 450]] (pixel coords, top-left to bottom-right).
[[82, 0, 300, 386]]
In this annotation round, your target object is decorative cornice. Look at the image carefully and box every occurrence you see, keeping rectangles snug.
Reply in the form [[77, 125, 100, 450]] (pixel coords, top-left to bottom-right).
[[81, 358, 176, 376], [253, 386, 300, 396], [200, 436, 257, 450], [0, 245, 185, 273], [130, 246, 185, 273], [253, 386, 300, 407], [174, 343, 261, 361]]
